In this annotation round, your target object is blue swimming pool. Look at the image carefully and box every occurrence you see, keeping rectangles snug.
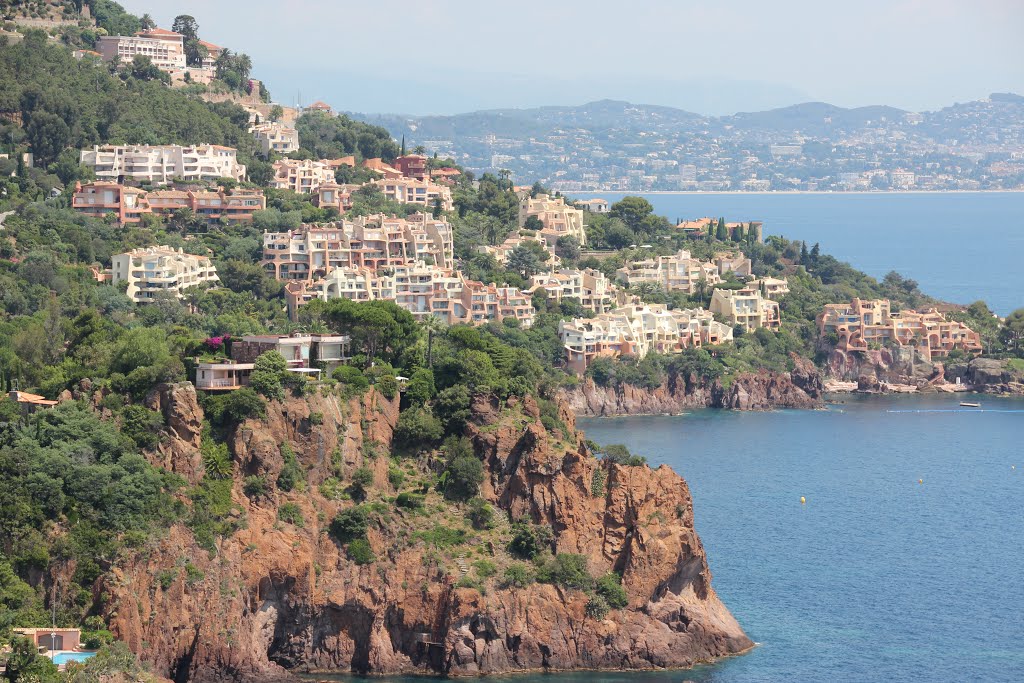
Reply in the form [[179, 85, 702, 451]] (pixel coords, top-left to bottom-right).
[[51, 652, 96, 665]]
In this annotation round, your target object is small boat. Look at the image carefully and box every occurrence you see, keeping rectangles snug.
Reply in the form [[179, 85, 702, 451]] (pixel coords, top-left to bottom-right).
[[960, 401, 981, 408]]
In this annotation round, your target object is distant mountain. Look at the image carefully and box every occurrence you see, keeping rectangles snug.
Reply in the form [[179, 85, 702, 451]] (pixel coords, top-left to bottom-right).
[[724, 102, 909, 135], [350, 94, 1024, 192]]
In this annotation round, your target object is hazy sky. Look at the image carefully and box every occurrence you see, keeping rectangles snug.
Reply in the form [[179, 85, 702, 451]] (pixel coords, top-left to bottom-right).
[[120, 0, 1024, 116]]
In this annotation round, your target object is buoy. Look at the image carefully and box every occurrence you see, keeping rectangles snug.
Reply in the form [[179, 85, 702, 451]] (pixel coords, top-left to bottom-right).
[[800, 496, 806, 504], [918, 479, 923, 484], [1013, 465, 1016, 470]]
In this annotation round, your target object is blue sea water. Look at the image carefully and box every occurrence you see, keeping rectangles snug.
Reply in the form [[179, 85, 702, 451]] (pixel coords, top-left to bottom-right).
[[581, 192, 1024, 316], [578, 394, 1024, 682]]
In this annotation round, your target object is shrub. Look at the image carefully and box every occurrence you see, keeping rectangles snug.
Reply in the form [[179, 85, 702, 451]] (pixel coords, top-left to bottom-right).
[[404, 368, 436, 406], [330, 506, 369, 543], [535, 553, 593, 590], [184, 562, 205, 586], [413, 524, 466, 548], [502, 563, 534, 588], [387, 466, 405, 489], [585, 595, 610, 619], [250, 351, 288, 400], [243, 475, 268, 499], [590, 468, 606, 497], [376, 374, 398, 400], [277, 443, 305, 492], [395, 492, 425, 509], [393, 408, 443, 453], [278, 502, 305, 527], [595, 572, 629, 608], [467, 497, 494, 529], [442, 454, 483, 502], [508, 522, 552, 560], [350, 466, 374, 500], [220, 388, 266, 424], [472, 559, 497, 579], [309, 411, 324, 425], [347, 538, 375, 565], [599, 444, 647, 467], [333, 365, 369, 391], [156, 568, 177, 590], [201, 440, 233, 479]]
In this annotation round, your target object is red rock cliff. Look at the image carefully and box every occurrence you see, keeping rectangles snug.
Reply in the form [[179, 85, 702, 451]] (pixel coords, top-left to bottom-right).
[[565, 353, 823, 416], [106, 385, 752, 681]]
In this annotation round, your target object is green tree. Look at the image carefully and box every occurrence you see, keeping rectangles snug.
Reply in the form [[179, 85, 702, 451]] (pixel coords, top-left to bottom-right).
[[249, 351, 288, 400], [25, 111, 70, 167], [609, 196, 654, 232], [715, 217, 728, 241]]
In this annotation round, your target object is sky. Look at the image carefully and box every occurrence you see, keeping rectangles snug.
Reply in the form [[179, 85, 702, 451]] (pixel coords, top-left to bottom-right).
[[119, 0, 1024, 116]]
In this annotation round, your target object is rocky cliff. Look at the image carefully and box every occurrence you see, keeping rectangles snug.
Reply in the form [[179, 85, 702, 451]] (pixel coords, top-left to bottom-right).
[[104, 384, 752, 682], [565, 354, 824, 416], [825, 349, 1024, 395]]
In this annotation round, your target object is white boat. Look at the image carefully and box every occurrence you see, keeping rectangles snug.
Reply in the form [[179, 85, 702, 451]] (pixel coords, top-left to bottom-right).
[[960, 401, 981, 408]]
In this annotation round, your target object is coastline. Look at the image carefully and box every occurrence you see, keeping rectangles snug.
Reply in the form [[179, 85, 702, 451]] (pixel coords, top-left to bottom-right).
[[566, 189, 1024, 196]]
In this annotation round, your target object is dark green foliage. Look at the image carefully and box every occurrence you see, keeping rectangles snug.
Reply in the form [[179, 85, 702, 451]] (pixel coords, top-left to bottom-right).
[[535, 553, 594, 590], [598, 444, 647, 467], [295, 111, 400, 161], [467, 497, 495, 529], [394, 408, 443, 453], [250, 351, 288, 400], [203, 388, 267, 427], [395, 492, 425, 509], [349, 466, 374, 500], [441, 438, 483, 501], [413, 524, 467, 548], [502, 562, 534, 588], [276, 443, 305, 493], [187, 477, 240, 554], [330, 506, 369, 543], [332, 365, 370, 392], [404, 368, 436, 406], [387, 466, 405, 490], [120, 404, 163, 450], [585, 595, 610, 619], [590, 468, 607, 497], [595, 572, 629, 608], [347, 538, 375, 565], [508, 522, 553, 560], [277, 502, 305, 527]]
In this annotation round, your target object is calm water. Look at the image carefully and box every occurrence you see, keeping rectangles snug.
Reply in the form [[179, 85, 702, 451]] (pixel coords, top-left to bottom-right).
[[577, 394, 1024, 682], [583, 192, 1024, 315]]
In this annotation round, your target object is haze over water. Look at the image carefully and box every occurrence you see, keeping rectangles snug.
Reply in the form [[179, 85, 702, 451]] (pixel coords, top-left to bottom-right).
[[582, 192, 1024, 315]]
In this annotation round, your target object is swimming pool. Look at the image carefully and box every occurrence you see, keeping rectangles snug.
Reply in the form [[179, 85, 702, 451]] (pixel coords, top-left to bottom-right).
[[51, 652, 96, 665]]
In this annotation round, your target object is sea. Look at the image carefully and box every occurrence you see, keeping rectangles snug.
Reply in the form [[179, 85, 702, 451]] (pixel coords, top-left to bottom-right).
[[578, 192, 1024, 316], [578, 395, 1024, 683]]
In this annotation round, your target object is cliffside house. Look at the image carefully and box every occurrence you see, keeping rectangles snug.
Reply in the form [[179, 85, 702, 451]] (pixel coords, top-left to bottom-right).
[[195, 333, 351, 391]]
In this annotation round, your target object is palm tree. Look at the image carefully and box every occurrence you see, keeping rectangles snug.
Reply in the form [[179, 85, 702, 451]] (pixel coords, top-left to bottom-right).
[[419, 315, 447, 368]]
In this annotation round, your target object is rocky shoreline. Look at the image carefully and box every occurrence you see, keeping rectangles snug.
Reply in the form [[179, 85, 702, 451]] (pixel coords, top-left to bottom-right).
[[106, 384, 752, 682]]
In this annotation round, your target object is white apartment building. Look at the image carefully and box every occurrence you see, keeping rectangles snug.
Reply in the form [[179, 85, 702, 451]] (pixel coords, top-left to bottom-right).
[[710, 286, 781, 332], [527, 268, 618, 314], [284, 260, 535, 328], [271, 159, 335, 193], [559, 303, 733, 373], [112, 246, 219, 303], [262, 213, 455, 282], [80, 145, 246, 184], [616, 250, 721, 294], [96, 27, 186, 71], [251, 122, 300, 156], [373, 178, 454, 212], [750, 277, 790, 299], [519, 193, 587, 245]]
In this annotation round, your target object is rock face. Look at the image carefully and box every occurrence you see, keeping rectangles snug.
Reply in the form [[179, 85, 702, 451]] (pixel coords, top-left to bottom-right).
[[945, 358, 1024, 394], [107, 387, 752, 682], [565, 353, 823, 416], [826, 349, 1024, 395]]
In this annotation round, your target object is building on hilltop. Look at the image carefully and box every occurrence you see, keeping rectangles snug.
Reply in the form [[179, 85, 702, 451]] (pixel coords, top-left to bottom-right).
[[262, 213, 454, 282], [576, 198, 609, 213], [526, 268, 619, 314], [72, 182, 265, 225], [615, 249, 721, 294], [251, 122, 300, 155], [195, 333, 350, 391], [392, 154, 428, 181], [818, 298, 982, 360], [559, 303, 733, 374], [96, 27, 186, 71], [80, 145, 246, 184], [710, 286, 781, 332], [270, 159, 336, 194], [518, 193, 587, 246], [283, 260, 535, 329], [112, 246, 219, 303], [372, 177, 454, 212]]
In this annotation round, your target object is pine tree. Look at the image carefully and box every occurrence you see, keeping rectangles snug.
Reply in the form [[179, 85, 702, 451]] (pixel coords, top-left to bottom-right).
[[800, 241, 809, 264]]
